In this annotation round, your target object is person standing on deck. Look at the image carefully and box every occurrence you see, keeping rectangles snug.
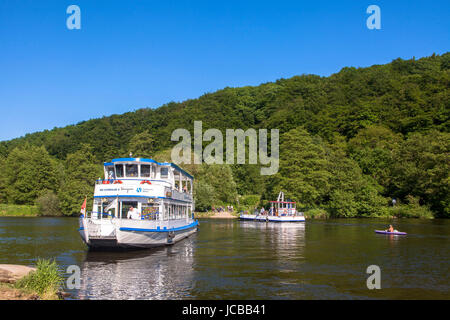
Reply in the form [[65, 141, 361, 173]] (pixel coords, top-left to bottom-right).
[[127, 206, 140, 220]]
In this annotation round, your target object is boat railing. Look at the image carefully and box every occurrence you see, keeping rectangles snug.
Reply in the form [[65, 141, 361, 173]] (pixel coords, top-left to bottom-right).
[[96, 179, 122, 185], [141, 212, 160, 220], [83, 211, 116, 219]]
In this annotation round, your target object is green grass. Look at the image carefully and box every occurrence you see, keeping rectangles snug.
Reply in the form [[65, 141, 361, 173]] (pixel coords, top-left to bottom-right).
[[14, 258, 63, 300], [0, 204, 39, 217], [387, 205, 434, 219]]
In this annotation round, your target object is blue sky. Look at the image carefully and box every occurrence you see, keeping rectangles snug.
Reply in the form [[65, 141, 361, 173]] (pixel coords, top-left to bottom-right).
[[0, 0, 449, 141]]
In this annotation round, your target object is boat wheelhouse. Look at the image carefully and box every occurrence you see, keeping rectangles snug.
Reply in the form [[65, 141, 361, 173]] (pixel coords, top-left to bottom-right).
[[239, 191, 305, 222], [79, 157, 198, 249]]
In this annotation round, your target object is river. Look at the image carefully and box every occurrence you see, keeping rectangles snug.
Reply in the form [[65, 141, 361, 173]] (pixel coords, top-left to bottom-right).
[[0, 217, 448, 299]]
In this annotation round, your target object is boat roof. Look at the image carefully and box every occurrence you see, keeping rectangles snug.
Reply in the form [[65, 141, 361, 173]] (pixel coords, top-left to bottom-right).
[[104, 158, 194, 179], [270, 201, 296, 204]]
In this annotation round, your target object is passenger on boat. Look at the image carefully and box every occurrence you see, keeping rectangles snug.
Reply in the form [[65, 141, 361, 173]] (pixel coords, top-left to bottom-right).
[[260, 207, 265, 215], [127, 206, 141, 220]]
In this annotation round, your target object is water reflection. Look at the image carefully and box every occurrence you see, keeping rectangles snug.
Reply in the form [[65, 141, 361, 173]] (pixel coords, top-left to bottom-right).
[[239, 221, 306, 260], [189, 221, 307, 299], [77, 237, 196, 300]]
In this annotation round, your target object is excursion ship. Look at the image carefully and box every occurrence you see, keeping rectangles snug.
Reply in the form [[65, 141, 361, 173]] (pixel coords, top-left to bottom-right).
[[239, 192, 305, 222], [78, 157, 198, 249]]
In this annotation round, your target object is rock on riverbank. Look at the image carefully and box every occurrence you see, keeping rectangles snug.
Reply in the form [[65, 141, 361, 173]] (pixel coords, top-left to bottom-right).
[[0, 264, 38, 300], [0, 264, 36, 283]]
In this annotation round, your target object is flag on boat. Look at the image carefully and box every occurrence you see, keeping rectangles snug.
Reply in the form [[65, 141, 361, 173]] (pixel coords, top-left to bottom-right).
[[80, 197, 87, 215], [104, 198, 117, 213]]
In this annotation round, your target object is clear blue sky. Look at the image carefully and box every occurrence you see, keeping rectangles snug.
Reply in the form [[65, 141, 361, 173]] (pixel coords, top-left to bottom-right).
[[0, 0, 449, 141]]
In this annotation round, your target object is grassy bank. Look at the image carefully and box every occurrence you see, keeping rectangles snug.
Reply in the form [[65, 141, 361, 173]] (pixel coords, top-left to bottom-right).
[[302, 204, 434, 219], [194, 211, 216, 218], [194, 211, 239, 218], [12, 259, 63, 300], [0, 204, 39, 217]]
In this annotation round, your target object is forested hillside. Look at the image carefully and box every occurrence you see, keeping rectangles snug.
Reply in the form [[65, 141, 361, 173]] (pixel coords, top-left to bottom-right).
[[0, 53, 449, 218]]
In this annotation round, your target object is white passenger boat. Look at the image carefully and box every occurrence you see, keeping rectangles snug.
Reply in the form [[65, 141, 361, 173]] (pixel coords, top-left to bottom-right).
[[79, 157, 198, 249], [239, 192, 305, 222]]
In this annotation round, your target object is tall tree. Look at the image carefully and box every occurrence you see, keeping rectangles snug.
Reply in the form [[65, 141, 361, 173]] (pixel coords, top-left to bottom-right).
[[3, 144, 60, 204], [58, 144, 102, 216], [390, 131, 450, 217], [348, 125, 402, 192], [128, 130, 155, 158], [267, 127, 332, 208]]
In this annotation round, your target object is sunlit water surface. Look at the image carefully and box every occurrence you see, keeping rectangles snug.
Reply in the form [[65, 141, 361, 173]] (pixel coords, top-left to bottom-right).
[[0, 217, 449, 299]]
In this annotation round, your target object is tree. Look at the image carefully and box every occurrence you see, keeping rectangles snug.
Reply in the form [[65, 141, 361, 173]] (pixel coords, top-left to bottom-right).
[[3, 144, 60, 204], [128, 130, 155, 158], [391, 131, 450, 217], [268, 127, 332, 208], [193, 180, 215, 212], [58, 144, 102, 216], [0, 156, 7, 203], [326, 136, 387, 217], [36, 190, 61, 216], [196, 164, 238, 205], [348, 125, 402, 192]]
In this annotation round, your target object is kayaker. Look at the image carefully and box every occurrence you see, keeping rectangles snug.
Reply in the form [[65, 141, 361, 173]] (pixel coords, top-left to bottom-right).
[[386, 225, 394, 232]]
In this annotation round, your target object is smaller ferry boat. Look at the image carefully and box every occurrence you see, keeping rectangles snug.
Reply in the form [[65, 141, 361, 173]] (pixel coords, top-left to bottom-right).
[[239, 192, 305, 222], [78, 156, 198, 250]]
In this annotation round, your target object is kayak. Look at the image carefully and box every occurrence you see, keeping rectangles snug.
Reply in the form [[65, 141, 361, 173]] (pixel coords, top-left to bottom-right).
[[375, 230, 407, 235]]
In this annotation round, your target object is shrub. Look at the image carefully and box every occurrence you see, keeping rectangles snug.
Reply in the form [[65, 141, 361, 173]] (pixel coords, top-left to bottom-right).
[[388, 196, 434, 219], [15, 258, 63, 300], [239, 195, 261, 206], [36, 190, 61, 216], [304, 208, 329, 219]]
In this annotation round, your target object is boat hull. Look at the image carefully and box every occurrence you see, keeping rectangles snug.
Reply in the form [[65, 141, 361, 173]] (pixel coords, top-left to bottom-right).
[[374, 230, 407, 235], [239, 214, 305, 222], [79, 218, 198, 250]]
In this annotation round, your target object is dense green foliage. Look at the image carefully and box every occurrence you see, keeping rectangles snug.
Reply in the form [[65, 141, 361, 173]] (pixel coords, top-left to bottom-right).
[[0, 53, 448, 217]]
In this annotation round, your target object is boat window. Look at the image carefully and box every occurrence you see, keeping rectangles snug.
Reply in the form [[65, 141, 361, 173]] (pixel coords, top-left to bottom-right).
[[115, 164, 124, 178], [126, 164, 138, 177], [141, 203, 159, 220], [106, 166, 115, 179], [141, 164, 151, 178], [160, 167, 169, 179]]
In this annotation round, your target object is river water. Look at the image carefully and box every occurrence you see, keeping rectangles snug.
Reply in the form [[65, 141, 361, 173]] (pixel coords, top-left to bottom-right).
[[0, 217, 448, 299]]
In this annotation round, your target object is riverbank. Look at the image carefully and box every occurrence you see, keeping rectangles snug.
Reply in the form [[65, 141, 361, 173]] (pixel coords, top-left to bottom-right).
[[195, 211, 238, 219], [0, 203, 435, 219], [0, 264, 39, 300], [0, 260, 63, 300], [0, 204, 39, 217]]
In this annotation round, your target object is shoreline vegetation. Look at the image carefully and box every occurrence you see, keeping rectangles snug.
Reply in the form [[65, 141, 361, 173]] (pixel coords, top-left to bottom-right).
[[0, 203, 434, 220], [0, 259, 64, 300], [0, 54, 448, 220], [0, 204, 39, 217]]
